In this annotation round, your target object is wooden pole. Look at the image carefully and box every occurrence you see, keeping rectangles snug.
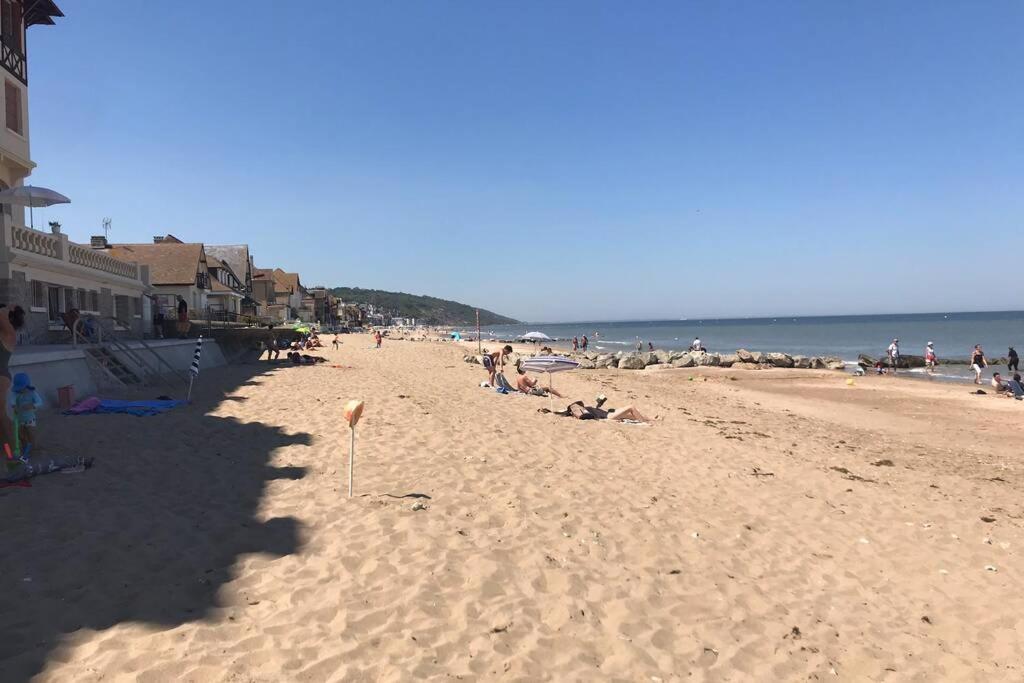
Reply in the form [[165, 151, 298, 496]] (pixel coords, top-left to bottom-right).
[[348, 427, 355, 497], [476, 309, 481, 355]]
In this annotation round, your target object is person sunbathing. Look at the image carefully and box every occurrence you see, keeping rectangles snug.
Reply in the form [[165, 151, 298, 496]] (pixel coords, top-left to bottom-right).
[[559, 397, 651, 422], [515, 367, 565, 397]]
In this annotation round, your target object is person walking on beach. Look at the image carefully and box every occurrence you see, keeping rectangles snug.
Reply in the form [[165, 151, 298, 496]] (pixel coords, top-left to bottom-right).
[[1009, 347, 1019, 373], [924, 341, 937, 376], [635, 338, 643, 353], [581, 335, 588, 351], [970, 344, 987, 384], [887, 338, 901, 375], [572, 336, 579, 352], [262, 325, 279, 361], [333, 334, 340, 350], [374, 330, 382, 349]]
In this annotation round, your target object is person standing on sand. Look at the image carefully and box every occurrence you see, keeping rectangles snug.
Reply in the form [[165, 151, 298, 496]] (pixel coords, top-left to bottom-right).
[[374, 331, 382, 349], [887, 338, 901, 375], [482, 345, 512, 387], [924, 341, 937, 375], [635, 338, 643, 353], [572, 336, 579, 352], [1009, 347, 1019, 373], [333, 334, 340, 350], [970, 344, 987, 384], [0, 304, 26, 456], [581, 335, 588, 351]]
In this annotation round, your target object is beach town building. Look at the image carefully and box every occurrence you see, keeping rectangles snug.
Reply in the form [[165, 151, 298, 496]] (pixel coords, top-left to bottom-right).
[[304, 287, 337, 327], [205, 255, 245, 320], [205, 244, 259, 318], [253, 267, 305, 323], [0, 1, 154, 343], [103, 235, 211, 321]]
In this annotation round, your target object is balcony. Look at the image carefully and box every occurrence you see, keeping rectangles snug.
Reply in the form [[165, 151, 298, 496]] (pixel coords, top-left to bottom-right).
[[4, 223, 146, 284], [0, 37, 25, 84]]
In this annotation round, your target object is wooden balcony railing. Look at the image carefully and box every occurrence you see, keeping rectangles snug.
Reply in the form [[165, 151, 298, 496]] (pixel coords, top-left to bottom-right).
[[0, 37, 26, 84]]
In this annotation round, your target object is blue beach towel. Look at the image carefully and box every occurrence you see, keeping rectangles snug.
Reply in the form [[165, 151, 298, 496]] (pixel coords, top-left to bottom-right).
[[65, 398, 186, 417]]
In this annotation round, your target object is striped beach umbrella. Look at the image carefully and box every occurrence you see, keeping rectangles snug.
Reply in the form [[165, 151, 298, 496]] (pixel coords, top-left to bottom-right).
[[519, 355, 579, 410], [186, 336, 203, 400]]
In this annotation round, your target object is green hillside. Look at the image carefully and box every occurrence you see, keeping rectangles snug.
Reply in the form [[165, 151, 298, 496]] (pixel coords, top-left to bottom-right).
[[329, 287, 519, 326]]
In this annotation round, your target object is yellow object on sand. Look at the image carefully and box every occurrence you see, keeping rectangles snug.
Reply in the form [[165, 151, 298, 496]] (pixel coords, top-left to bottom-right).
[[846, 378, 855, 386]]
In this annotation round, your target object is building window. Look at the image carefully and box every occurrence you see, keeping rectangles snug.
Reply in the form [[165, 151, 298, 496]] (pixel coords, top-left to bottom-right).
[[31, 280, 44, 308], [77, 288, 87, 311], [46, 286, 61, 322], [64, 287, 76, 312], [89, 290, 99, 312], [5, 80, 21, 135], [1, 1, 23, 54]]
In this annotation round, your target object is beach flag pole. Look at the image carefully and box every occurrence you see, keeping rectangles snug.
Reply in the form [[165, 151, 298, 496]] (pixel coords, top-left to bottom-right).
[[343, 400, 365, 497], [186, 335, 203, 402]]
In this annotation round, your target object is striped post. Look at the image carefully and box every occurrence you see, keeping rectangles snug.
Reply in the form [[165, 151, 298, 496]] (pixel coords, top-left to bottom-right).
[[186, 335, 203, 401]]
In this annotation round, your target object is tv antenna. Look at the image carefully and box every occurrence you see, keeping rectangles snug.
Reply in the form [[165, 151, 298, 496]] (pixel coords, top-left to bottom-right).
[[102, 217, 112, 239]]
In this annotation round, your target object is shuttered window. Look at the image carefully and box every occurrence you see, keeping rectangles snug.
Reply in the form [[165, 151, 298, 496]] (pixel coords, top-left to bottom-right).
[[31, 280, 44, 308], [5, 80, 21, 134]]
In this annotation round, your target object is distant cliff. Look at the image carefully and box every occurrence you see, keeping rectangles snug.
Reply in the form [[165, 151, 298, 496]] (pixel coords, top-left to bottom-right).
[[329, 287, 519, 326]]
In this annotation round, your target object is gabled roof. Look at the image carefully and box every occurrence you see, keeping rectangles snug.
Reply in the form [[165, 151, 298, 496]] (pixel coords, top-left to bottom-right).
[[26, 1, 64, 27], [205, 245, 251, 282], [107, 243, 205, 286]]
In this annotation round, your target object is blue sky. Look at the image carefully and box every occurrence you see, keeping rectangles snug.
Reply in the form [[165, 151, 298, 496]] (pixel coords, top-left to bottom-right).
[[26, 2, 1023, 322]]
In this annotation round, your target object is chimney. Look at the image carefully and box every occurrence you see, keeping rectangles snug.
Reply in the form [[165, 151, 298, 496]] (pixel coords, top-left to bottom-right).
[[153, 235, 165, 243], [90, 235, 108, 249]]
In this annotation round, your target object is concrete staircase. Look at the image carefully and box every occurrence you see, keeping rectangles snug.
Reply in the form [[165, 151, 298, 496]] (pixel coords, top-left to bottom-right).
[[84, 346, 143, 386]]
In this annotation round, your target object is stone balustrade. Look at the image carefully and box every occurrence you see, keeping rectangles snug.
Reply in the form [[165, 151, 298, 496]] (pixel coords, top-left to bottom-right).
[[7, 224, 142, 282]]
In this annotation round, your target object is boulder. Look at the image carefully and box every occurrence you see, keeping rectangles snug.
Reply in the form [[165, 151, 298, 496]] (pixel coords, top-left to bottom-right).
[[730, 362, 759, 370], [641, 351, 660, 366], [765, 352, 794, 368], [576, 359, 596, 370], [671, 353, 696, 368], [694, 353, 721, 367], [736, 349, 756, 363], [824, 356, 846, 371], [719, 353, 739, 367], [809, 357, 827, 369], [595, 354, 617, 369], [618, 353, 646, 370], [793, 355, 810, 369], [654, 349, 673, 365], [750, 351, 766, 364]]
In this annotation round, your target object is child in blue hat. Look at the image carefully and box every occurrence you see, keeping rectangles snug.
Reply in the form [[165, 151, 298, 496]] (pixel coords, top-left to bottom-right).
[[9, 372, 42, 458]]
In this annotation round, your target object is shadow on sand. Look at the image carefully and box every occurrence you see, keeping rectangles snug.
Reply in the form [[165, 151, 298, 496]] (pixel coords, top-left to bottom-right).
[[0, 360, 310, 681]]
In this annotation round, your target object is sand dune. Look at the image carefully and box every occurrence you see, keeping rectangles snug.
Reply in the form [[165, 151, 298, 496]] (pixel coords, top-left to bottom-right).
[[2, 337, 1021, 681]]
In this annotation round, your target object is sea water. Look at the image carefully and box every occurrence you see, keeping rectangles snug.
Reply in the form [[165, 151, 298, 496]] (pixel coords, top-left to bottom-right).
[[461, 311, 1024, 381]]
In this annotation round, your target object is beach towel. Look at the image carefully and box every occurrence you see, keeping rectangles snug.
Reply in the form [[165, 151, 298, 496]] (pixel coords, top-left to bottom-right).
[[65, 397, 186, 417], [494, 372, 515, 392]]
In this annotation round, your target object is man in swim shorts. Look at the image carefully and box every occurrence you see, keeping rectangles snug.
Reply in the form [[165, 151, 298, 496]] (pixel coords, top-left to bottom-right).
[[482, 345, 513, 386]]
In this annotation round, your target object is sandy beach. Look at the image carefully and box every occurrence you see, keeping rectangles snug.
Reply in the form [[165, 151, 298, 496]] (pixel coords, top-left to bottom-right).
[[3, 336, 1023, 681]]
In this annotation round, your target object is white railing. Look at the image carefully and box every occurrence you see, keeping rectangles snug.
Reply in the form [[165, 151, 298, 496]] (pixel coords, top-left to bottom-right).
[[67, 242, 139, 279], [11, 224, 60, 258], [6, 224, 142, 282]]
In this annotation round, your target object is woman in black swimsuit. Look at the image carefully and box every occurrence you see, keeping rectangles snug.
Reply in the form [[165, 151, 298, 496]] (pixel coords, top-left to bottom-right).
[[0, 304, 26, 454], [970, 345, 987, 385]]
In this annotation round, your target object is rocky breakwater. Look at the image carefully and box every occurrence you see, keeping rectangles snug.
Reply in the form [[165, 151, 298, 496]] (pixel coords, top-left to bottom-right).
[[560, 348, 846, 372], [462, 348, 846, 372]]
